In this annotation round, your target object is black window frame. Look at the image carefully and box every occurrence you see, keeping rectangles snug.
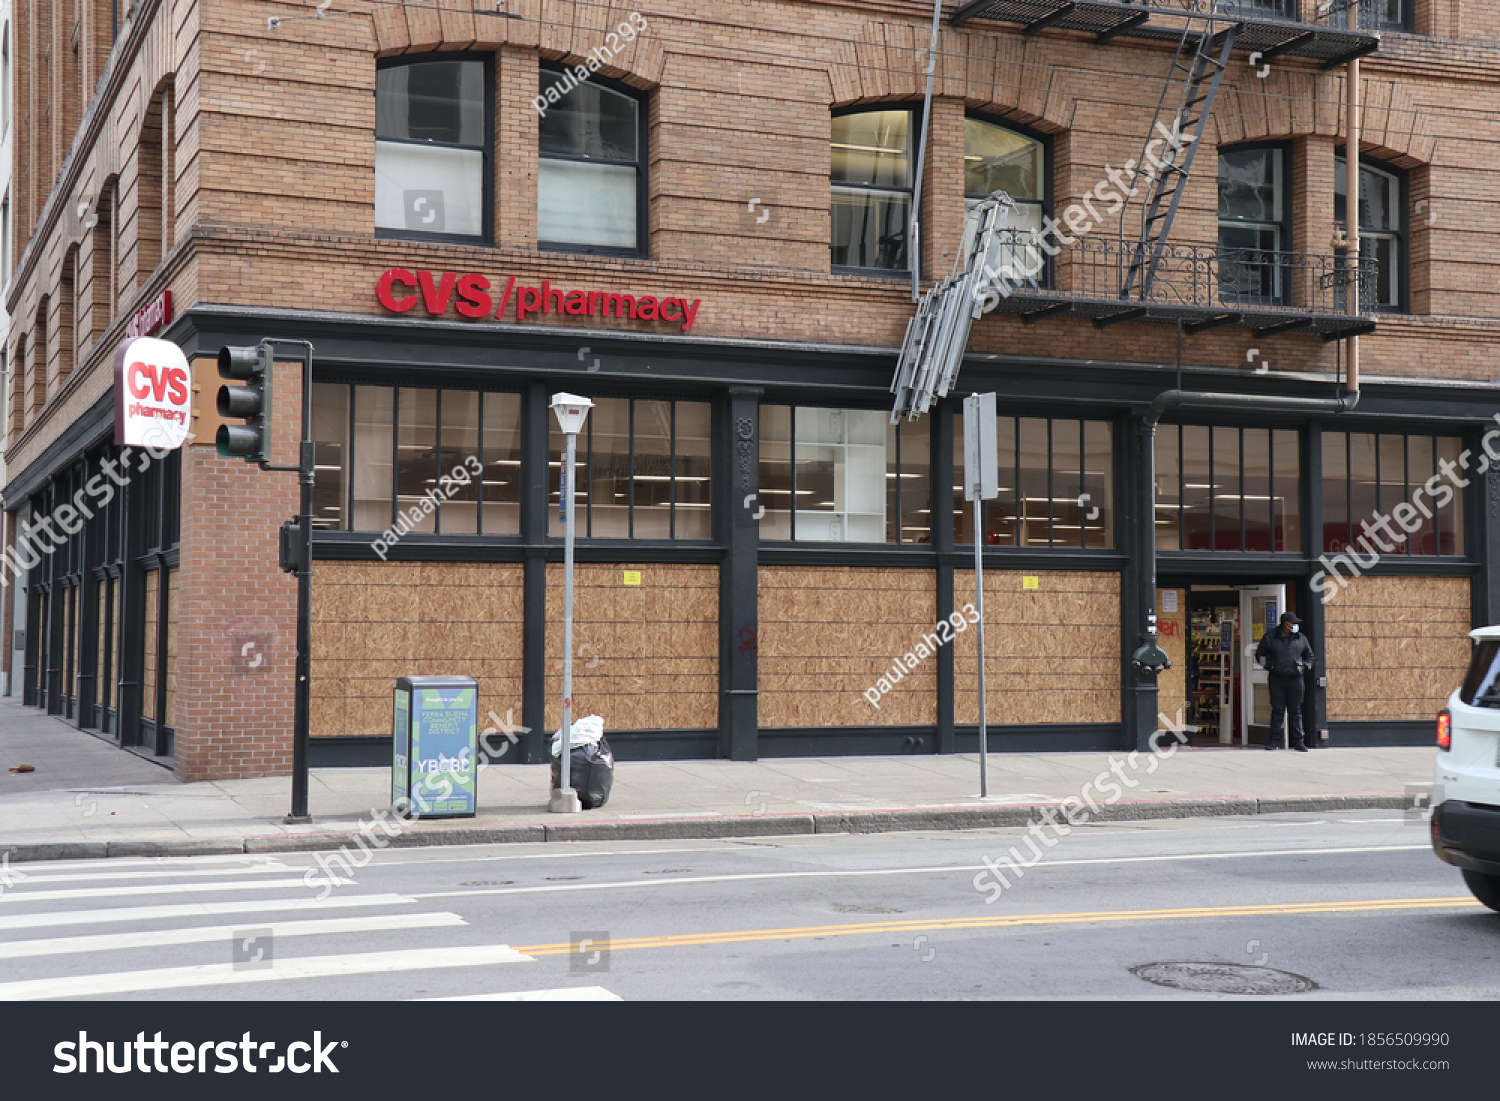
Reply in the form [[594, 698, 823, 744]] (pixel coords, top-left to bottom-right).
[[1335, 149, 1409, 315], [374, 51, 495, 247], [537, 61, 649, 260], [758, 403, 931, 546], [1320, 429, 1466, 559], [1216, 140, 1294, 309], [830, 104, 922, 278], [546, 395, 714, 542], [313, 381, 525, 539], [1155, 423, 1302, 555], [963, 111, 1054, 290]]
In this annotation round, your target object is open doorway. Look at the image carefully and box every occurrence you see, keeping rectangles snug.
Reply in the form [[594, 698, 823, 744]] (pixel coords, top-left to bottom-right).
[[1156, 581, 1299, 747]]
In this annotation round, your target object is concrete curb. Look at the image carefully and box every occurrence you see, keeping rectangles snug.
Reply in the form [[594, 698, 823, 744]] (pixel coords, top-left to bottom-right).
[[0, 793, 1416, 863]]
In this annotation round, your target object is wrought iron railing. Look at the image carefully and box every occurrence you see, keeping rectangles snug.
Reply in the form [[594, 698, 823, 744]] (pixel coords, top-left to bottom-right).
[[1126, 0, 1389, 30], [979, 230, 1379, 316]]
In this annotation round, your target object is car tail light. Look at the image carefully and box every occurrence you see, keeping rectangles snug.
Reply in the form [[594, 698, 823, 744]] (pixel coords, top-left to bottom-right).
[[1437, 709, 1452, 750]]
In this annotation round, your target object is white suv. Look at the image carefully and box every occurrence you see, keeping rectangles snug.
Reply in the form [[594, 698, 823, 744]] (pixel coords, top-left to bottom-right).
[[1432, 625, 1500, 911]]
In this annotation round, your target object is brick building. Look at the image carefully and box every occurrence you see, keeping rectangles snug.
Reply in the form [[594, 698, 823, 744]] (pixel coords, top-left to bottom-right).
[[3, 0, 1494, 781]]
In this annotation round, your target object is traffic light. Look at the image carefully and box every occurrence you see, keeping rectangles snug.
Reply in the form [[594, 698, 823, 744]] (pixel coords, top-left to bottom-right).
[[216, 343, 273, 462]]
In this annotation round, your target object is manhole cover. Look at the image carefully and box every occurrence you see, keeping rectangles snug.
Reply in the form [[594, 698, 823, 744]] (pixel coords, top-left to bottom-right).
[[1130, 961, 1317, 995]]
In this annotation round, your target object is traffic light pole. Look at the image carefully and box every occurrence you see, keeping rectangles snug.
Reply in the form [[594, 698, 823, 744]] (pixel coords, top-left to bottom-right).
[[256, 339, 315, 824]]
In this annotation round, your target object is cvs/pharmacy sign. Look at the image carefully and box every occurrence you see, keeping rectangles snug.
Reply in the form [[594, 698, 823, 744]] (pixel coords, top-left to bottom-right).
[[114, 336, 192, 449]]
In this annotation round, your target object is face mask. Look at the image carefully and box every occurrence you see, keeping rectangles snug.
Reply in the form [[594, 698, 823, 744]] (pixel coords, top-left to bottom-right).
[[1290, 624, 1299, 633]]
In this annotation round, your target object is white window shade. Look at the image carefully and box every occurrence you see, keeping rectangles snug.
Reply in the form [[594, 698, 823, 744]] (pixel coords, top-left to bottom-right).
[[375, 141, 483, 237], [539, 159, 637, 248]]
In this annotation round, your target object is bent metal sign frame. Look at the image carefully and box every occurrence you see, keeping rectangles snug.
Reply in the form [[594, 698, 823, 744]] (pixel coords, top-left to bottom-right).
[[376, 268, 704, 332], [114, 336, 192, 449]]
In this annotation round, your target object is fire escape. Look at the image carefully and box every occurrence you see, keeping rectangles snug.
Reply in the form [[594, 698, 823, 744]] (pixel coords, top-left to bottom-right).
[[892, 0, 1381, 420]]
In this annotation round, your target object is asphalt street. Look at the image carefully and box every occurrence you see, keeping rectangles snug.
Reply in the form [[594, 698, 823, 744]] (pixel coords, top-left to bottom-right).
[[1, 811, 1493, 1001]]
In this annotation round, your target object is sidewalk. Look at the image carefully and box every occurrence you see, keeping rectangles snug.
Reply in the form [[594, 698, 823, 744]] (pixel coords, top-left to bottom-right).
[[0, 696, 1435, 862]]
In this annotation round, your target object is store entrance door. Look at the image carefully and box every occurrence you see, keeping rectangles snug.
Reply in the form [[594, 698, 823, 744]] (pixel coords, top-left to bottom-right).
[[1239, 584, 1286, 747]]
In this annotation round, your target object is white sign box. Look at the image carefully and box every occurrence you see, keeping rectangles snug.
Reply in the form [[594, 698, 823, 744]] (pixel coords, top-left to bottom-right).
[[114, 336, 192, 449]]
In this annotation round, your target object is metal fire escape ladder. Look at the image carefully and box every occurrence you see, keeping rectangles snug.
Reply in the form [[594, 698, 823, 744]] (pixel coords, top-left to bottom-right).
[[1117, 18, 1238, 303]]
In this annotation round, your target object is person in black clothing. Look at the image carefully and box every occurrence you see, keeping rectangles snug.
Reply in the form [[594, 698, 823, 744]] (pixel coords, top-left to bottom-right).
[[1255, 611, 1315, 751]]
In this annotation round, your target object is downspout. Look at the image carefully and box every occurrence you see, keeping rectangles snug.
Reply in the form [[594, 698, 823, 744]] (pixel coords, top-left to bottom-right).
[[909, 0, 943, 302]]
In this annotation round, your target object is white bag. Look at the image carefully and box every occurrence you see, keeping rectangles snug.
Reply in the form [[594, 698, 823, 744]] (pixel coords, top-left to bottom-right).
[[551, 714, 605, 758]]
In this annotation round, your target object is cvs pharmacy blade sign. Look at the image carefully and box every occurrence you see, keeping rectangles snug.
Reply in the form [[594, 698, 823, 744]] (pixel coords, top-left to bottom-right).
[[114, 336, 192, 449]]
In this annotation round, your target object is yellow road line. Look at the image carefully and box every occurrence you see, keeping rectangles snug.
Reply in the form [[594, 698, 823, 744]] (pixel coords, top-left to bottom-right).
[[516, 897, 1482, 956]]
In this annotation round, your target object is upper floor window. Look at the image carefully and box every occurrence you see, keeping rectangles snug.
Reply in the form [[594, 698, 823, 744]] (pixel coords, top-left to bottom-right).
[[965, 115, 1048, 287], [538, 65, 645, 256], [1364, 0, 1411, 32], [831, 108, 914, 273], [376, 56, 490, 244], [1336, 155, 1405, 312], [760, 406, 931, 544], [2, 22, 10, 138], [1216, 0, 1293, 19], [1218, 145, 1288, 307]]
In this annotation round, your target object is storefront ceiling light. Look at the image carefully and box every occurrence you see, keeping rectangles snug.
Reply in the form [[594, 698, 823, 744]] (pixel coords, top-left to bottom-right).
[[885, 473, 923, 478], [490, 459, 521, 466], [313, 464, 342, 471], [481, 480, 507, 486], [832, 142, 904, 155]]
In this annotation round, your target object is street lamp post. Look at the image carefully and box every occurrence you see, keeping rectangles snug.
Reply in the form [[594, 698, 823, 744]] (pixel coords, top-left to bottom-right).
[[549, 393, 593, 814]]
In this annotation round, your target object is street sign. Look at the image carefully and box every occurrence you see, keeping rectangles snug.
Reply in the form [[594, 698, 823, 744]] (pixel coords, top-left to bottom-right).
[[963, 392, 998, 501]]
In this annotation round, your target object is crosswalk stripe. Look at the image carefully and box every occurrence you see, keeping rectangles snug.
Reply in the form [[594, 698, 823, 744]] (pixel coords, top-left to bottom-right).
[[0, 877, 312, 904], [0, 944, 533, 1000], [0, 912, 467, 960], [6, 864, 295, 886], [0, 893, 417, 932], [422, 986, 622, 1001]]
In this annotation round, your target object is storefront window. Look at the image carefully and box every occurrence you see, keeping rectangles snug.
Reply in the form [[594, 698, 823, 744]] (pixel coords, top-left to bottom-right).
[[314, 384, 522, 535], [1322, 431, 1463, 556], [954, 415, 1113, 548], [831, 109, 913, 272], [547, 397, 713, 539], [1155, 425, 1299, 552], [538, 66, 643, 254], [760, 406, 930, 544], [375, 56, 489, 242]]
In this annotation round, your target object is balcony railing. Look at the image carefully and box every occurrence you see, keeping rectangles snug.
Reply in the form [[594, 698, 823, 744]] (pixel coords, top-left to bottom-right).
[[951, 0, 1384, 64], [977, 230, 1378, 336]]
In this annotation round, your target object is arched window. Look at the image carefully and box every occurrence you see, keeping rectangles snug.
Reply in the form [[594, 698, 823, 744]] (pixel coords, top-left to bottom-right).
[[60, 247, 77, 385], [537, 64, 646, 256], [138, 80, 175, 279], [91, 178, 117, 334], [830, 108, 915, 273], [965, 115, 1048, 286], [375, 55, 491, 243], [2, 22, 10, 139], [1336, 155, 1405, 312]]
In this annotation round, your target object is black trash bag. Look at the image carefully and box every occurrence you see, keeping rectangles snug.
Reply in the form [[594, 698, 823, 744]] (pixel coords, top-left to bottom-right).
[[551, 736, 614, 809]]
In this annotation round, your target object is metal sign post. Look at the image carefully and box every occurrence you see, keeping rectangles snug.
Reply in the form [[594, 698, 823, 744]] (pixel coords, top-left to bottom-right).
[[549, 393, 593, 814], [963, 393, 999, 797]]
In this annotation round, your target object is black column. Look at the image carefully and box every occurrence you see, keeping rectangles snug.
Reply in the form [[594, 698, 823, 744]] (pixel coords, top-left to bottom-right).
[[935, 402, 956, 754], [1302, 421, 1327, 744], [1123, 411, 1159, 752], [117, 468, 147, 748], [520, 381, 550, 764], [1474, 423, 1500, 628], [720, 387, 761, 760]]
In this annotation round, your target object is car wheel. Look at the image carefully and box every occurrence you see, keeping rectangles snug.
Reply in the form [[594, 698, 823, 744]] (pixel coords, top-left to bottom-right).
[[1462, 870, 1500, 913]]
